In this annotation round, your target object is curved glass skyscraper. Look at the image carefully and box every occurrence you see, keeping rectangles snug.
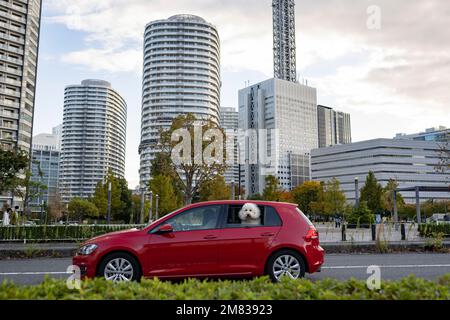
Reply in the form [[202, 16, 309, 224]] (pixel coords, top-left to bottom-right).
[[59, 80, 127, 202], [139, 14, 221, 187]]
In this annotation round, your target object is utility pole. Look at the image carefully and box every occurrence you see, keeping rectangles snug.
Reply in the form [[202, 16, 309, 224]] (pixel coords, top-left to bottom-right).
[[107, 182, 112, 224], [231, 180, 235, 200], [140, 188, 145, 224], [148, 191, 153, 223], [155, 194, 159, 220]]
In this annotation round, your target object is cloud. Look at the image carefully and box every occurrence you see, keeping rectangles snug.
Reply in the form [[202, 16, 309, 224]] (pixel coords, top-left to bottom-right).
[[61, 48, 142, 74]]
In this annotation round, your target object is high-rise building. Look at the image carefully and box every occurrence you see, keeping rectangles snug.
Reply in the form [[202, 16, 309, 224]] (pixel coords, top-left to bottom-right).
[[30, 129, 60, 212], [59, 80, 127, 203], [0, 0, 42, 207], [139, 14, 221, 188], [395, 126, 449, 142], [311, 139, 450, 203], [273, 0, 297, 82], [317, 105, 352, 148], [220, 107, 239, 185], [239, 78, 318, 196]]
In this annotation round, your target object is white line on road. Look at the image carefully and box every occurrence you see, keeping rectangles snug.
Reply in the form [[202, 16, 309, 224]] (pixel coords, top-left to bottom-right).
[[0, 272, 71, 276], [322, 264, 450, 270]]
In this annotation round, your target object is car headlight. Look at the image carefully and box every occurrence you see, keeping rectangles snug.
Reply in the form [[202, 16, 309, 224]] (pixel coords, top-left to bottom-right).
[[78, 244, 98, 256]]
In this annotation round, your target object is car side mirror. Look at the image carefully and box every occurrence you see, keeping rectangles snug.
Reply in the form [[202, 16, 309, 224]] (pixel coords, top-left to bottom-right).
[[156, 224, 174, 234]]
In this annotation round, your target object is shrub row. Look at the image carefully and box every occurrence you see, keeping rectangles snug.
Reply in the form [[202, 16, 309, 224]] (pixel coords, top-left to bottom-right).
[[0, 225, 146, 242], [1, 275, 449, 300], [419, 224, 450, 238]]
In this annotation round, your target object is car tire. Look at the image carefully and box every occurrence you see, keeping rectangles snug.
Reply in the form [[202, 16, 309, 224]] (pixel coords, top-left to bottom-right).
[[98, 252, 142, 282], [266, 250, 306, 282]]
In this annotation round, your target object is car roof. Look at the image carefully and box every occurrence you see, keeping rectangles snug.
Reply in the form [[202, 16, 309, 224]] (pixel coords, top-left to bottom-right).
[[184, 200, 298, 208]]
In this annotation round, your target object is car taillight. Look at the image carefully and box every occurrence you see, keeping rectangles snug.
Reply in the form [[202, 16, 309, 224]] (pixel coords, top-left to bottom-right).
[[304, 227, 319, 245]]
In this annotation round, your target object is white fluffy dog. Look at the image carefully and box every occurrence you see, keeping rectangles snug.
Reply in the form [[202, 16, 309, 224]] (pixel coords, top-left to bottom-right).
[[239, 203, 262, 226]]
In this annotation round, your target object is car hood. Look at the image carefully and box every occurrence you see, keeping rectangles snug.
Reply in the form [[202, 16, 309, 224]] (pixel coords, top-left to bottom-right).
[[84, 228, 142, 244]]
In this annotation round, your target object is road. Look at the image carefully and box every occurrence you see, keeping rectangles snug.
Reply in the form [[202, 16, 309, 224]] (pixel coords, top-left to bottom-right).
[[0, 253, 449, 285]]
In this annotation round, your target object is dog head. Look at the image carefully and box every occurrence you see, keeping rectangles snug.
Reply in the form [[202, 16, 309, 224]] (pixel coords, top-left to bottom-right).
[[239, 203, 261, 222]]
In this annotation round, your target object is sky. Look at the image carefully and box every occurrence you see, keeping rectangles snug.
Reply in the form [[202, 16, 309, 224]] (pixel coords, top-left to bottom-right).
[[33, 0, 450, 188]]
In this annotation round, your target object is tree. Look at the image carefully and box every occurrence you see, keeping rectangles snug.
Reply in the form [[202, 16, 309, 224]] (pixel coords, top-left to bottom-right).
[[198, 175, 230, 202], [292, 181, 323, 215], [149, 175, 180, 216], [382, 179, 405, 215], [347, 201, 374, 225], [47, 188, 64, 222], [13, 165, 48, 214], [158, 114, 228, 205], [262, 175, 283, 201], [91, 170, 133, 222], [130, 195, 150, 224], [323, 178, 346, 218], [68, 198, 99, 220], [0, 149, 29, 194], [360, 171, 383, 214]]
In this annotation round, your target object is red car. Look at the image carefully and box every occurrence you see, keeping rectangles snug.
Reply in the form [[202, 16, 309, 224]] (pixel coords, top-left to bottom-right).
[[73, 201, 324, 282]]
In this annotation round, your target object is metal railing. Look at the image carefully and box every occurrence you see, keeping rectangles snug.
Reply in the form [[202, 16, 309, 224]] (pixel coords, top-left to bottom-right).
[[0, 224, 147, 242]]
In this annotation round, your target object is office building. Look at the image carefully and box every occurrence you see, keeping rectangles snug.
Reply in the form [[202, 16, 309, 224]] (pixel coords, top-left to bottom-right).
[[311, 139, 450, 203], [220, 107, 239, 185], [59, 80, 127, 202], [239, 78, 318, 196], [139, 14, 221, 188], [0, 0, 42, 207], [273, 0, 297, 82], [317, 105, 352, 148], [395, 126, 449, 142], [29, 129, 60, 212]]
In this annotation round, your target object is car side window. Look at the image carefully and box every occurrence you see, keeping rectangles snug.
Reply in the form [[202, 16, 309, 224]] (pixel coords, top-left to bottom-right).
[[224, 205, 282, 228], [164, 205, 222, 232]]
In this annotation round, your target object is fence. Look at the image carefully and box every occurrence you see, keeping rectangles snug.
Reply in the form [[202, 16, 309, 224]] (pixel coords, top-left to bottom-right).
[[316, 222, 424, 243], [0, 224, 147, 242]]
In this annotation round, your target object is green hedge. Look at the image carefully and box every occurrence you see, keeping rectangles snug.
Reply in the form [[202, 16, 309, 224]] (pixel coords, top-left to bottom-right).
[[0, 225, 146, 242], [419, 224, 450, 238], [1, 275, 449, 300]]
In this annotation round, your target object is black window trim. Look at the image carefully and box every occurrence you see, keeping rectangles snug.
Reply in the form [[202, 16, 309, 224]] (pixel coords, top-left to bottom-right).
[[220, 204, 283, 229]]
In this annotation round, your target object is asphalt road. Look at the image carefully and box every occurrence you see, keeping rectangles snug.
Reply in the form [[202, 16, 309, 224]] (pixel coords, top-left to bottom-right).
[[0, 253, 449, 286]]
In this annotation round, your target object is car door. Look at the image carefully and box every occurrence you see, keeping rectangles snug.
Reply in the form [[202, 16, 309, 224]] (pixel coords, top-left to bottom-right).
[[218, 205, 282, 276], [145, 205, 223, 278]]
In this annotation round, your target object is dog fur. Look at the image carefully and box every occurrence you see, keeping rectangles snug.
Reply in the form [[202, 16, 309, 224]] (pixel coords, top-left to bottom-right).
[[239, 203, 262, 226]]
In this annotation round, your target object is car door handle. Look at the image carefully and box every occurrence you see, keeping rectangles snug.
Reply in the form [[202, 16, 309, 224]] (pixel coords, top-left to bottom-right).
[[260, 233, 275, 237], [204, 235, 218, 240]]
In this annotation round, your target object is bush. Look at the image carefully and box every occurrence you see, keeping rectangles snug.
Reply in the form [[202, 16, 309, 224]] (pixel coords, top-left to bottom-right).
[[0, 225, 146, 242], [419, 224, 450, 238], [0, 275, 448, 300]]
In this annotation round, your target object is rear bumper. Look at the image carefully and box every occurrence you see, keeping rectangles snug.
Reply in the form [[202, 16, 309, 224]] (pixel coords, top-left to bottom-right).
[[305, 245, 325, 274]]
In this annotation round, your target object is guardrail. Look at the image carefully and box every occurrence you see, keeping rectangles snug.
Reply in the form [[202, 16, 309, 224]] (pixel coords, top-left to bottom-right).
[[0, 225, 147, 242]]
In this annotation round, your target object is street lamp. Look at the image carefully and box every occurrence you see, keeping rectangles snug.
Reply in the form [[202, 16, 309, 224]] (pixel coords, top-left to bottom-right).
[[231, 180, 235, 200], [354, 177, 360, 207]]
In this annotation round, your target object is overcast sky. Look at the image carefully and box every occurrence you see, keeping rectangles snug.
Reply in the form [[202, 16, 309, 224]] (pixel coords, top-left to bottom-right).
[[34, 0, 450, 188]]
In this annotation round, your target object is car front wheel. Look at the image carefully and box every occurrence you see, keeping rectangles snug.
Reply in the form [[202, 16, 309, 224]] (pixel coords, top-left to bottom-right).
[[267, 250, 306, 282], [98, 252, 141, 282]]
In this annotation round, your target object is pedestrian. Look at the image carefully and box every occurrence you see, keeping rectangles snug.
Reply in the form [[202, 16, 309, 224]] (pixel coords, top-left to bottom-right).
[[2, 207, 10, 226]]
